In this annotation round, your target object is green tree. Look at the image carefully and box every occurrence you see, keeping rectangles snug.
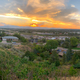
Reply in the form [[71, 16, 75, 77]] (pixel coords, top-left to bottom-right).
[[72, 51, 80, 64], [69, 66, 77, 76], [63, 53, 66, 64], [45, 40, 58, 51], [39, 38, 46, 43], [33, 45, 45, 55], [22, 51, 36, 61], [49, 50, 60, 66], [62, 38, 70, 48], [70, 37, 78, 48], [22, 51, 30, 58], [62, 41, 69, 48], [40, 51, 50, 60], [66, 45, 73, 62]]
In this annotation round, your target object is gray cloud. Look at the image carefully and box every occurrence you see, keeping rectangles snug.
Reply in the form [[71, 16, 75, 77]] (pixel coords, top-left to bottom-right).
[[55, 7, 78, 17], [40, 0, 50, 4], [53, 7, 78, 23]]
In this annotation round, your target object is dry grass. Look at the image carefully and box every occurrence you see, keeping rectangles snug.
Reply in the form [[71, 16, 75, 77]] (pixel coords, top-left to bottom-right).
[[14, 45, 32, 52], [49, 77, 80, 80]]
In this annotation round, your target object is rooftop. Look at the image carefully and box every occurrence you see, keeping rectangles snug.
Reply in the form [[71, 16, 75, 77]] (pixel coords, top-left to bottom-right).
[[2, 36, 18, 39]]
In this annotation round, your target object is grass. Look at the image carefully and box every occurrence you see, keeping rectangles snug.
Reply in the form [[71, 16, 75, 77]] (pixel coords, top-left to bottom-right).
[[72, 48, 80, 50], [0, 40, 2, 42]]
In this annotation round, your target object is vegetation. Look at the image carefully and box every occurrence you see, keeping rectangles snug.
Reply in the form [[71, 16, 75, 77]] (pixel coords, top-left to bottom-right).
[[70, 37, 78, 48], [45, 40, 58, 51], [1, 29, 80, 79], [14, 33, 28, 43], [66, 45, 73, 62]]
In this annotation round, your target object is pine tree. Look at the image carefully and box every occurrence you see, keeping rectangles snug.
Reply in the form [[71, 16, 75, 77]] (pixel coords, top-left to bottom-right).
[[63, 53, 66, 64], [66, 43, 73, 62], [49, 50, 60, 66]]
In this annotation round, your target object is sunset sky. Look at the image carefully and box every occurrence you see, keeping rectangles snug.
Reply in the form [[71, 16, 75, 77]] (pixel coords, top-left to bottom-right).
[[0, 0, 80, 29]]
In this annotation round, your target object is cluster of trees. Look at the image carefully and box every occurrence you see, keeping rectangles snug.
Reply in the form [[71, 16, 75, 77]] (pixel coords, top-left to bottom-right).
[[22, 40, 60, 66], [0, 32, 6, 37], [22, 50, 60, 66], [38, 38, 46, 43], [62, 37, 78, 48], [62, 45, 80, 69], [63, 45, 73, 64]]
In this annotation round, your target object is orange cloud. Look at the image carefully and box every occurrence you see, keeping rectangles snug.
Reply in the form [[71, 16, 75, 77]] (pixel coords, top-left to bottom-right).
[[17, 8, 23, 12], [0, 13, 80, 29], [0, 23, 4, 26]]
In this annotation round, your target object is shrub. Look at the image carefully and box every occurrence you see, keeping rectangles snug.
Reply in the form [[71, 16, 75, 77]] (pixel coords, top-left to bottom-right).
[[69, 66, 77, 76], [73, 62, 80, 69], [40, 51, 49, 59], [22, 51, 36, 61], [36, 57, 42, 61], [49, 50, 60, 66], [20, 57, 29, 64]]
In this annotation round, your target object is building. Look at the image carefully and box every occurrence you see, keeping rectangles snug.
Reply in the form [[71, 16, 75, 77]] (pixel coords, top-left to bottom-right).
[[29, 38, 38, 43], [2, 36, 18, 42], [55, 47, 68, 57], [51, 36, 70, 40], [77, 43, 80, 48]]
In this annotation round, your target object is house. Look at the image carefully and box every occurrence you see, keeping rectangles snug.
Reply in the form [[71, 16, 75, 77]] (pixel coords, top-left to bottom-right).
[[51, 36, 70, 40], [55, 47, 67, 57], [77, 43, 80, 48], [58, 52, 64, 57], [2, 36, 18, 42], [4, 32, 14, 35], [30, 38, 38, 43]]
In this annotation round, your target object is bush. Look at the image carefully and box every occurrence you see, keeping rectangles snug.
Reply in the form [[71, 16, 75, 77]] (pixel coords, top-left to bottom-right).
[[73, 62, 80, 69], [20, 57, 29, 64], [49, 50, 60, 66], [40, 51, 49, 59], [69, 66, 77, 76], [36, 57, 42, 61], [22, 51, 36, 61]]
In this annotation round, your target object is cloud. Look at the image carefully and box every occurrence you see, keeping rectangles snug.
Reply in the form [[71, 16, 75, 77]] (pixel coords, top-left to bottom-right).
[[54, 7, 78, 23], [17, 8, 23, 12], [40, 0, 50, 4], [27, 0, 65, 9], [71, 4, 75, 7], [0, 23, 4, 26], [0, 0, 80, 29]]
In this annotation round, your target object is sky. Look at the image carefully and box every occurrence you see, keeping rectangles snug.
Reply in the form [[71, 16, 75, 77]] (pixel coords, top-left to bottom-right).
[[0, 0, 80, 29]]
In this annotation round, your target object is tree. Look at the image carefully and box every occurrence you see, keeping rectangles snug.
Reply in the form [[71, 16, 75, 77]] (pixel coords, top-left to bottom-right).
[[33, 45, 45, 55], [70, 37, 78, 48], [72, 51, 80, 64], [62, 41, 69, 48], [45, 40, 58, 51], [62, 38, 70, 48], [22, 51, 36, 61], [49, 50, 60, 66], [69, 66, 77, 76], [22, 51, 30, 58], [66, 44, 73, 62], [63, 53, 66, 64], [39, 38, 46, 43], [40, 51, 50, 60]]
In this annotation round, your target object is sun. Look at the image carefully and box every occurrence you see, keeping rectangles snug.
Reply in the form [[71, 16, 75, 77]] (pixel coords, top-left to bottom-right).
[[30, 23, 38, 27]]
